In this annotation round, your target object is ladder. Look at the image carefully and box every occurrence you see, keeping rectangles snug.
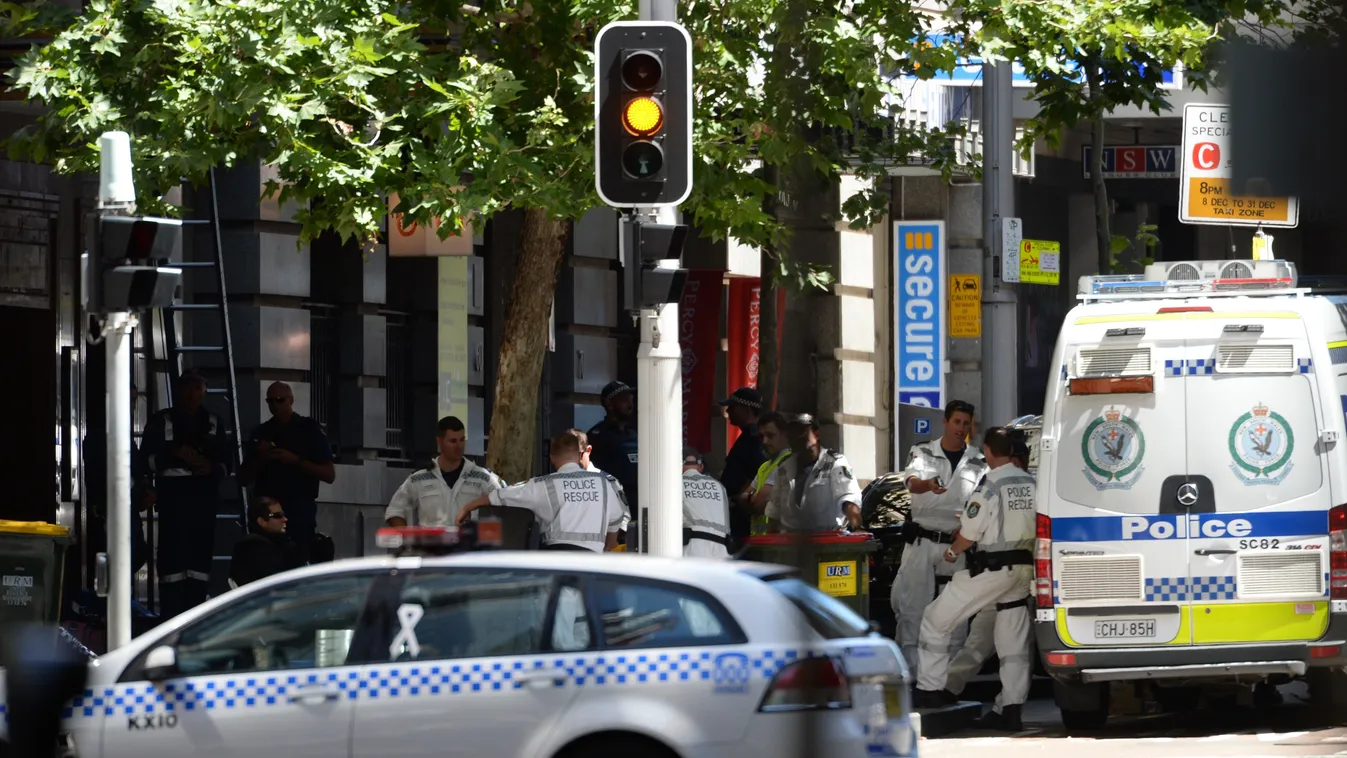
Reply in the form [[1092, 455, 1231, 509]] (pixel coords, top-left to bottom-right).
[[137, 168, 249, 611]]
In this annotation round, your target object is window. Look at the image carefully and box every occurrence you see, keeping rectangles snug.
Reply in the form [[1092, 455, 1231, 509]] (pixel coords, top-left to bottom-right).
[[394, 570, 574, 660], [172, 572, 378, 676], [767, 576, 871, 640], [588, 577, 744, 649]]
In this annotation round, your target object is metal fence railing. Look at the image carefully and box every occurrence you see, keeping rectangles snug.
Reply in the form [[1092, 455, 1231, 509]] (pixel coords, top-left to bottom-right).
[[304, 302, 340, 459], [382, 309, 410, 457]]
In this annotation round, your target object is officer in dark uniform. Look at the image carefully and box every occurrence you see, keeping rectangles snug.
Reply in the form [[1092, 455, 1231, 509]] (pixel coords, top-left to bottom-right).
[[141, 372, 228, 618], [587, 381, 639, 544], [717, 386, 767, 550]]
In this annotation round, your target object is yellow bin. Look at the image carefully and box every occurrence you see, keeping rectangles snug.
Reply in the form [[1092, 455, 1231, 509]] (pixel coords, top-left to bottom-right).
[[0, 520, 73, 625]]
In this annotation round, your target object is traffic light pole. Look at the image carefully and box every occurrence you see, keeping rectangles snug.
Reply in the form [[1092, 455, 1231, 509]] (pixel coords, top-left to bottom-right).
[[105, 309, 136, 649], [634, 0, 683, 557]]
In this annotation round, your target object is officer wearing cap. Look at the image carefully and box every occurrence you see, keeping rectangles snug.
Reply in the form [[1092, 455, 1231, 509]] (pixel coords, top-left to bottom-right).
[[681, 445, 732, 558], [765, 413, 864, 532], [588, 381, 639, 524], [457, 429, 627, 551], [718, 387, 768, 548]]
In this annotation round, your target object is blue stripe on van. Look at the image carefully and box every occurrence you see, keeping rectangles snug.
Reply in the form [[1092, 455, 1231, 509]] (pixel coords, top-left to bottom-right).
[[1053, 510, 1328, 542]]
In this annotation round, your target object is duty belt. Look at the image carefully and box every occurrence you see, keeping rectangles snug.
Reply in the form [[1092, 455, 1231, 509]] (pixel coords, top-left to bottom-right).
[[904, 523, 955, 545], [683, 528, 731, 547], [541, 543, 595, 552], [967, 548, 1033, 577], [996, 596, 1033, 612]]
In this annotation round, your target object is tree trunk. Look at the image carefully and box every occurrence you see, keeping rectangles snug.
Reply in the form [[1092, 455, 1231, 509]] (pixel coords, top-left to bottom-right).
[[759, 163, 781, 409], [1085, 69, 1112, 275], [485, 207, 569, 484]]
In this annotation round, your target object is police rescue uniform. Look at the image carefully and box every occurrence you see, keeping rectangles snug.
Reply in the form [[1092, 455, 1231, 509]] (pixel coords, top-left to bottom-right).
[[385, 459, 503, 527], [916, 462, 1036, 714], [487, 462, 627, 551], [765, 449, 863, 532], [682, 469, 731, 558], [891, 439, 987, 676]]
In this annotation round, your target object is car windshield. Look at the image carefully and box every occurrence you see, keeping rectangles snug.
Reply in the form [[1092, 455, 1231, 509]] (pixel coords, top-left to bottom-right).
[[765, 576, 872, 640]]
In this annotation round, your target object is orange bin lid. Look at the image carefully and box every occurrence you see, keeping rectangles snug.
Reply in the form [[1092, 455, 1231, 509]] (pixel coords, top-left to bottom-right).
[[0, 520, 71, 537]]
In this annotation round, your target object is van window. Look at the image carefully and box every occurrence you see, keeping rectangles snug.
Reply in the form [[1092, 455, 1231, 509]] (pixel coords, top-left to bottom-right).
[[1054, 334, 1189, 515], [1185, 371, 1324, 513]]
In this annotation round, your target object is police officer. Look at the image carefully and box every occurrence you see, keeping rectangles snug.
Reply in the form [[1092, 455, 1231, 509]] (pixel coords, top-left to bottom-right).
[[141, 372, 228, 617], [456, 429, 627, 551], [718, 387, 767, 546], [764, 414, 863, 532], [385, 416, 504, 527], [588, 381, 638, 543], [748, 411, 792, 534], [892, 399, 987, 677], [913, 427, 1035, 731], [681, 445, 731, 558], [944, 434, 1032, 702]]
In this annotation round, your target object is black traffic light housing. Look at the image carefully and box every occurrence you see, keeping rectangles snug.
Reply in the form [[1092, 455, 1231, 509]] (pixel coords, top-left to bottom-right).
[[621, 214, 689, 312], [83, 215, 184, 313], [595, 21, 692, 208]]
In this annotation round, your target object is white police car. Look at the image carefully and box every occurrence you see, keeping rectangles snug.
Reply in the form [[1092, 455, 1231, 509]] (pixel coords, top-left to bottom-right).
[[0, 530, 915, 758]]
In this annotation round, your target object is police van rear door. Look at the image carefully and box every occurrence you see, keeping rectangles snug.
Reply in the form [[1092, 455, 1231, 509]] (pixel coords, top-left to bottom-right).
[[1053, 313, 1191, 648], [1182, 308, 1331, 645]]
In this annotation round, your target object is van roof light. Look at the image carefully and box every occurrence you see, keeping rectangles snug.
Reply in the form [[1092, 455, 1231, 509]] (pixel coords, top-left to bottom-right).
[[1078, 260, 1300, 301], [375, 520, 503, 555]]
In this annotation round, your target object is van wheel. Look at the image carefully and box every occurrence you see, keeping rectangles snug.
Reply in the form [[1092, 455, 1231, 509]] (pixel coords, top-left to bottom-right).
[[1308, 668, 1347, 725], [1054, 680, 1110, 734]]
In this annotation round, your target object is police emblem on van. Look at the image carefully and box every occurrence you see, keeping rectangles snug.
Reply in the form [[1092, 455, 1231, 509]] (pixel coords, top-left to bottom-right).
[[1083, 407, 1146, 491], [1229, 403, 1295, 486]]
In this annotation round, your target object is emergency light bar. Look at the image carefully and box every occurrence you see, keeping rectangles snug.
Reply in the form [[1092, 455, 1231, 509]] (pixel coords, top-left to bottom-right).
[[376, 520, 503, 555], [1079, 259, 1300, 301]]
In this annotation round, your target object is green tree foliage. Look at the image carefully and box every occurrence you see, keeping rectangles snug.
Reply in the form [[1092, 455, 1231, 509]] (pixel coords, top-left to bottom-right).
[[945, 0, 1291, 271]]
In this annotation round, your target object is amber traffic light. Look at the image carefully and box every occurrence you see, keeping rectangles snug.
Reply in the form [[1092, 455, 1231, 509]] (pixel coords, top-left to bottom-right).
[[595, 22, 692, 207]]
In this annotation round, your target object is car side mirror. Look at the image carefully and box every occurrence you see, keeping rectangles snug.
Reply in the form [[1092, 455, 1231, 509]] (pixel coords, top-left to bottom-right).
[[143, 645, 179, 681]]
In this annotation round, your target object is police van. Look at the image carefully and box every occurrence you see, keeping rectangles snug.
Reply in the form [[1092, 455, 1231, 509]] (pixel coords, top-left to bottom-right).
[[1033, 260, 1347, 730]]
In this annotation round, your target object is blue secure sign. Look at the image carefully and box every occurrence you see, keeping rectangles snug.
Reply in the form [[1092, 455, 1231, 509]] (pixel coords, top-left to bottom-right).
[[894, 221, 946, 408]]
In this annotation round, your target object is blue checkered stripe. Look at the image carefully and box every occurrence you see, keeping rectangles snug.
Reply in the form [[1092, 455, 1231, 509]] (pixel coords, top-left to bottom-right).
[[1144, 576, 1237, 602], [1164, 358, 1215, 376], [1298, 357, 1313, 374], [41, 649, 802, 721]]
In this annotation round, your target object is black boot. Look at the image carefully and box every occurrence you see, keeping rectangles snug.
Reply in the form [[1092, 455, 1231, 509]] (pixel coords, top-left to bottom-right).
[[914, 688, 958, 709], [974, 704, 1023, 731]]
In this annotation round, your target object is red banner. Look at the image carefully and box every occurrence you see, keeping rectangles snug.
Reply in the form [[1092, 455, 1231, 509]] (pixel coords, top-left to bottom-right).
[[725, 279, 786, 449], [680, 270, 724, 453]]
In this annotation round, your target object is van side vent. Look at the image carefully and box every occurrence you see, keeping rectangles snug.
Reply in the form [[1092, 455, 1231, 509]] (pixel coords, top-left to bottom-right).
[[1215, 344, 1296, 374], [1058, 556, 1144, 602], [1237, 553, 1324, 598], [1076, 347, 1152, 377]]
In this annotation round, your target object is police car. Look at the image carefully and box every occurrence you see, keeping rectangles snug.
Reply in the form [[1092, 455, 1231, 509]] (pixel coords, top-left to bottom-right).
[[1035, 260, 1347, 729], [0, 525, 915, 758]]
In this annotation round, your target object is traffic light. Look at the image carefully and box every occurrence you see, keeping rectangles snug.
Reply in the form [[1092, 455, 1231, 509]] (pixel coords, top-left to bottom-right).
[[621, 215, 689, 312], [595, 21, 692, 208], [84, 216, 184, 313]]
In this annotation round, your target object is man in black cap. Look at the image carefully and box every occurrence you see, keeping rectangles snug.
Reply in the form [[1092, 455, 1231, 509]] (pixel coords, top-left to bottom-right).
[[717, 387, 767, 548], [588, 381, 639, 542]]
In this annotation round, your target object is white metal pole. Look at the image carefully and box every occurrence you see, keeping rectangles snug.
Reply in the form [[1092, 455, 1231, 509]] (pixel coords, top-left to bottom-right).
[[636, 0, 683, 556], [981, 61, 1018, 429], [105, 311, 135, 648]]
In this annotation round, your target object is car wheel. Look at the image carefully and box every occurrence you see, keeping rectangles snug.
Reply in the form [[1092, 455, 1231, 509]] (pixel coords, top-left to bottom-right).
[[557, 733, 680, 758], [1308, 668, 1347, 726], [1054, 680, 1109, 734]]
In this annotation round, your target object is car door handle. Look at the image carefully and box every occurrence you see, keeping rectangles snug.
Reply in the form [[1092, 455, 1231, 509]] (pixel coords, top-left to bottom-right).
[[287, 683, 341, 703], [1195, 549, 1237, 556], [513, 670, 567, 688]]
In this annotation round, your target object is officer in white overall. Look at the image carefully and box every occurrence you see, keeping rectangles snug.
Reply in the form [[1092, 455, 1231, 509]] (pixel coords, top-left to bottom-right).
[[385, 416, 504, 527], [892, 399, 987, 677], [765, 414, 864, 532], [913, 427, 1035, 731], [681, 446, 731, 558], [945, 434, 1032, 701], [457, 429, 627, 551]]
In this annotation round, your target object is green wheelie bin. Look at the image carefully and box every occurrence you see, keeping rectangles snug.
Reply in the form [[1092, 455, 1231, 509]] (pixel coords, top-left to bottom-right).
[[743, 533, 880, 620], [0, 520, 74, 626]]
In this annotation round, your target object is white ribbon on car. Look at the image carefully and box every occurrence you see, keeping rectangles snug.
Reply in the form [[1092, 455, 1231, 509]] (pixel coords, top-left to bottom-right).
[[388, 602, 425, 660]]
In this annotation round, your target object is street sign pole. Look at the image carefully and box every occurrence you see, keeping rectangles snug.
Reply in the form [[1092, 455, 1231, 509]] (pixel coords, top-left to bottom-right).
[[635, 0, 683, 558], [981, 60, 1018, 431]]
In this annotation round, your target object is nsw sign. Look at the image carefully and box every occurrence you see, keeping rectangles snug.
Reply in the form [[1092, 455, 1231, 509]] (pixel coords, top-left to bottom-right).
[[894, 221, 946, 409], [1179, 104, 1298, 228], [1082, 146, 1179, 179]]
